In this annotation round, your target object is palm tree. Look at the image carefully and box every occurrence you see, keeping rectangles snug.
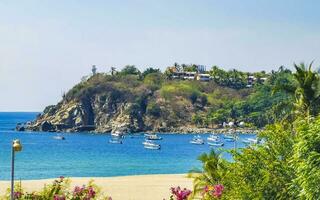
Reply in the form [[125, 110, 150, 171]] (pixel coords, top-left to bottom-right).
[[174, 62, 182, 72], [210, 66, 221, 83], [111, 67, 116, 76], [293, 62, 320, 118], [273, 62, 320, 119], [188, 150, 227, 198]]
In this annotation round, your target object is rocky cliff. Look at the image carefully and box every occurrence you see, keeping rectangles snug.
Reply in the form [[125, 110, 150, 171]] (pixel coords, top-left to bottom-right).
[[23, 72, 252, 133]]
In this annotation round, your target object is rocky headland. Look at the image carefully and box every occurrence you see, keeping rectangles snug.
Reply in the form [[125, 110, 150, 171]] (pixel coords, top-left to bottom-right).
[[19, 65, 288, 134]]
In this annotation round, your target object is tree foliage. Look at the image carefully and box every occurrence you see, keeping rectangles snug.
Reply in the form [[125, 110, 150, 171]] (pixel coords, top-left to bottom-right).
[[189, 62, 320, 200]]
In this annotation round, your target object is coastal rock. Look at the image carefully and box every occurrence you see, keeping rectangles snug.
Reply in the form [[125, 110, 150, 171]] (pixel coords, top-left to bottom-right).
[[15, 125, 25, 131], [40, 121, 54, 132]]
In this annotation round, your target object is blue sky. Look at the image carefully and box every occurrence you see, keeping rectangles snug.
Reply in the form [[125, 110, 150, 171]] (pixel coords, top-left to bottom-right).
[[0, 0, 320, 111]]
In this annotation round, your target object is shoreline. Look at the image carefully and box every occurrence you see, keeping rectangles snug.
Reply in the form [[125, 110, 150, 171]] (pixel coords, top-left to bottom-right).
[[0, 174, 193, 200], [18, 127, 260, 135]]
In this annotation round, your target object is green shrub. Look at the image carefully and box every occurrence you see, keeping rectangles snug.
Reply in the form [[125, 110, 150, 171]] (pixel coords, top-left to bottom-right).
[[147, 102, 161, 117]]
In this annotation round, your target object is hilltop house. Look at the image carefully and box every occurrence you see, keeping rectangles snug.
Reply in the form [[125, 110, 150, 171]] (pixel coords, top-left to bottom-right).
[[196, 74, 211, 81], [167, 65, 211, 81], [247, 75, 267, 87]]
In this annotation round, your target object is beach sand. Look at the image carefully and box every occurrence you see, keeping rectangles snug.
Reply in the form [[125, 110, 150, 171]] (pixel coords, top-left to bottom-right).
[[0, 174, 193, 200]]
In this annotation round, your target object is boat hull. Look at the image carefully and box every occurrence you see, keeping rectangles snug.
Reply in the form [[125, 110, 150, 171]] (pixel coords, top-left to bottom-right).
[[144, 145, 161, 150], [109, 139, 123, 144], [208, 142, 224, 146], [190, 141, 204, 145]]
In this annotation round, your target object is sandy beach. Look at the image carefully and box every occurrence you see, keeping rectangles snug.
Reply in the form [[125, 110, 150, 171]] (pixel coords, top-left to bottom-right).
[[0, 174, 193, 200]]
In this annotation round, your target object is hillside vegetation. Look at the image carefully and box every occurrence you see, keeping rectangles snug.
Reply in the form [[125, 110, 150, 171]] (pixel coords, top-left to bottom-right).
[[187, 62, 320, 199], [26, 64, 294, 133]]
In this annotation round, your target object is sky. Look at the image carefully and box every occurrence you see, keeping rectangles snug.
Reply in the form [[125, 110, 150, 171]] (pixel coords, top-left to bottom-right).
[[0, 0, 320, 111]]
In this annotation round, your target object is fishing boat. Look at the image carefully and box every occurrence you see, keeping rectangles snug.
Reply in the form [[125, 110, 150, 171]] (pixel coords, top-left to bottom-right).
[[111, 130, 124, 138], [190, 135, 204, 145], [243, 138, 258, 145], [208, 142, 224, 147], [109, 138, 123, 144], [223, 135, 234, 139], [53, 135, 65, 140], [143, 140, 161, 150], [145, 134, 162, 140], [207, 134, 220, 142]]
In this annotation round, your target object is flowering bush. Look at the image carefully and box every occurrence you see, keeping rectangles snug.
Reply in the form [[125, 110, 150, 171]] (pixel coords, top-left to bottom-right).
[[169, 186, 192, 200], [202, 184, 224, 199], [2, 176, 112, 200]]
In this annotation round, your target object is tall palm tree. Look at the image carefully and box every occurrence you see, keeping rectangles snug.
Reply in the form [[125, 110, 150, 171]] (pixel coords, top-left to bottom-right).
[[293, 62, 320, 118], [273, 62, 320, 119]]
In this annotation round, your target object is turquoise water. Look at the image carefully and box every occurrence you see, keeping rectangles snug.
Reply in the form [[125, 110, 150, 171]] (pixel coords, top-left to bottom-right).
[[0, 112, 255, 180]]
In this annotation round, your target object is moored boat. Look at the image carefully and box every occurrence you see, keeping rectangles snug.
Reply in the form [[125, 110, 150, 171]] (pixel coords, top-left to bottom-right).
[[143, 140, 161, 150], [53, 135, 65, 140], [223, 135, 234, 139], [109, 138, 123, 144], [243, 138, 258, 144], [207, 134, 220, 142], [208, 142, 224, 147], [145, 134, 162, 140], [111, 131, 124, 138], [190, 135, 204, 145]]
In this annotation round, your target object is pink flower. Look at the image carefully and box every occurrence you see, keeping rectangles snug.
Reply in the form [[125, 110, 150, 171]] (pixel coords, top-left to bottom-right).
[[170, 186, 192, 200], [87, 186, 96, 198], [213, 184, 224, 198], [203, 184, 224, 198], [13, 191, 22, 199], [53, 194, 66, 200]]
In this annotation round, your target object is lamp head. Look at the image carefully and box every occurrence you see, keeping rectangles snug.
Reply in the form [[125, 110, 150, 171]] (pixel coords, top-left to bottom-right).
[[12, 139, 22, 152]]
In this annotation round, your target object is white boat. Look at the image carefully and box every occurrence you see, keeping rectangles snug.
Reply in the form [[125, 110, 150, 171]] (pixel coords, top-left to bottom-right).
[[207, 134, 220, 142], [111, 131, 124, 138], [143, 140, 161, 150], [190, 135, 204, 145], [53, 135, 65, 140], [223, 135, 234, 139], [243, 138, 258, 144], [145, 134, 162, 140], [109, 138, 123, 144], [208, 142, 224, 147], [224, 138, 235, 142]]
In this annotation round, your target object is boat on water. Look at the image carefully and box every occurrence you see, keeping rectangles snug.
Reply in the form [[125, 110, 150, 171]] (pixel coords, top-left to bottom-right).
[[224, 138, 235, 142], [243, 138, 258, 145], [223, 135, 234, 139], [207, 134, 220, 142], [190, 135, 204, 145], [109, 138, 123, 144], [145, 134, 162, 140], [53, 135, 65, 140], [111, 131, 124, 138], [143, 140, 161, 150], [208, 142, 224, 147]]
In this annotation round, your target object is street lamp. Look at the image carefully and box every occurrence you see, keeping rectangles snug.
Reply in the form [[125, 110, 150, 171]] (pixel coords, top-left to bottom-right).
[[11, 139, 22, 200]]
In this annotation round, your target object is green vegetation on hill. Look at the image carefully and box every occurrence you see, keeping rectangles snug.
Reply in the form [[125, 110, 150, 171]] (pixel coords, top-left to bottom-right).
[[59, 64, 295, 130]]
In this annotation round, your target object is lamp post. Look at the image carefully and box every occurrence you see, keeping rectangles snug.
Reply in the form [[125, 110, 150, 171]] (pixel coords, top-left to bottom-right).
[[11, 139, 22, 200]]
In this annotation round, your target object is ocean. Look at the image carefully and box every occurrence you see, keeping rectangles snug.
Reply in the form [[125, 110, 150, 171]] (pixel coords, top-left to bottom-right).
[[0, 112, 255, 180]]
